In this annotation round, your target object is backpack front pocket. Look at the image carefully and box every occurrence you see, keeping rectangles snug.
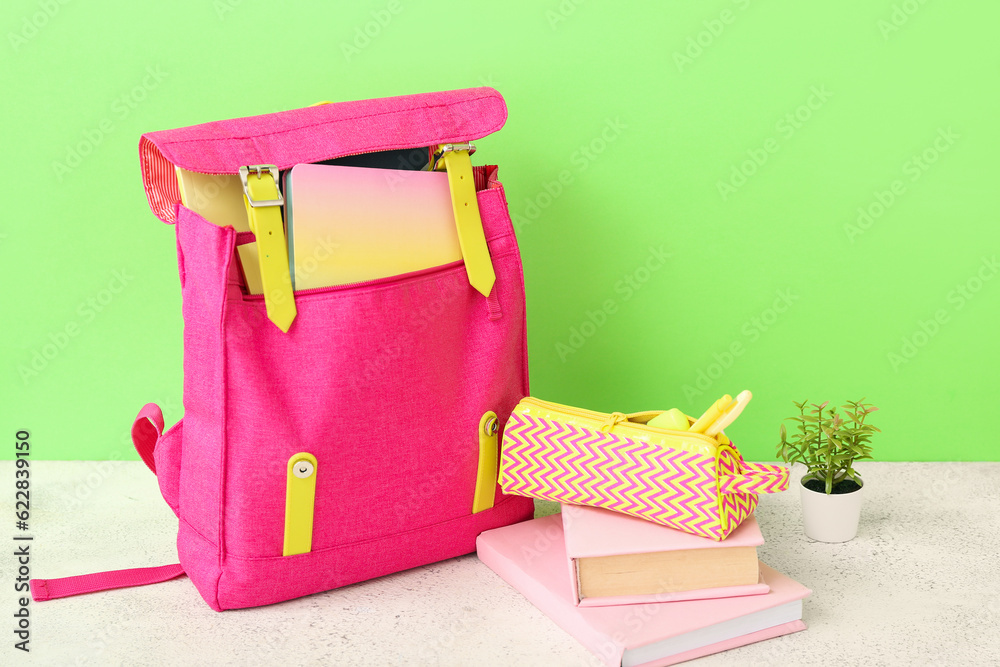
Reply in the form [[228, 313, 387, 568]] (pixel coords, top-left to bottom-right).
[[221, 248, 525, 558]]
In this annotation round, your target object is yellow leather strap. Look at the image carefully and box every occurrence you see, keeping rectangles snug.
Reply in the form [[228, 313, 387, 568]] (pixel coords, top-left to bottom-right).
[[435, 146, 496, 297], [240, 166, 296, 332], [472, 412, 499, 513], [283, 453, 317, 556]]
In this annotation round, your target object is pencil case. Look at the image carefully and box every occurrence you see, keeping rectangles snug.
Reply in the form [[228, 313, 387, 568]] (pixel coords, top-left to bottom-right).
[[498, 397, 788, 540]]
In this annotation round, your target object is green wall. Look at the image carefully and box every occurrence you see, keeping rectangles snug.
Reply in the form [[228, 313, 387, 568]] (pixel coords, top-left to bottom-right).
[[2, 1, 997, 461]]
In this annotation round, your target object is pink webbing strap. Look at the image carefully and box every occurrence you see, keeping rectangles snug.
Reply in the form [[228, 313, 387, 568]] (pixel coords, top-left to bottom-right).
[[486, 289, 503, 321], [30, 403, 184, 602], [30, 564, 186, 601], [131, 402, 164, 474]]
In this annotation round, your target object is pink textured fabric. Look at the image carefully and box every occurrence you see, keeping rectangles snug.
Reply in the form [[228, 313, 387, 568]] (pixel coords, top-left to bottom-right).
[[142, 89, 530, 610]]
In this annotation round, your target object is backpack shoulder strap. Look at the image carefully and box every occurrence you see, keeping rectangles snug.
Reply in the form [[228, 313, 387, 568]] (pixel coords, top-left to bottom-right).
[[31, 564, 185, 601], [30, 404, 184, 602]]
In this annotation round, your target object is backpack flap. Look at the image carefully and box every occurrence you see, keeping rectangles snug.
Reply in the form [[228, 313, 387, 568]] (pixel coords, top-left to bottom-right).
[[139, 86, 508, 225]]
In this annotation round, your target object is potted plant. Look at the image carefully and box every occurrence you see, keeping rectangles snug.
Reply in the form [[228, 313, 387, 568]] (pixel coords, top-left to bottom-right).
[[776, 399, 878, 542]]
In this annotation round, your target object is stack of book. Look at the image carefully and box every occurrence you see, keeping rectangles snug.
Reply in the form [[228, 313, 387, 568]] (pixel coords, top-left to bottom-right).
[[477, 505, 809, 666]]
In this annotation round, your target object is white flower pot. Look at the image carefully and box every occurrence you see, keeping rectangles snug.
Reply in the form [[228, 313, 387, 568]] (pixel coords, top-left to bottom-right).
[[799, 478, 864, 542]]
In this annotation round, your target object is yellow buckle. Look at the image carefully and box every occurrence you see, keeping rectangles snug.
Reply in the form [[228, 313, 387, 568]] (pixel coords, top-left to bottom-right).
[[239, 165, 285, 207], [432, 142, 476, 171], [240, 164, 296, 332]]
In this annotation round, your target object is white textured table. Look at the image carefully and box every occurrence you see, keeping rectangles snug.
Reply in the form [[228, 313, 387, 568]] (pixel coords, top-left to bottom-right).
[[3, 461, 999, 666]]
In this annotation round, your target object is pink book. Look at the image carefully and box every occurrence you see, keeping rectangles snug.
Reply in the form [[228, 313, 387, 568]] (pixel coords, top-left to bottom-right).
[[477, 514, 809, 667], [563, 504, 770, 607]]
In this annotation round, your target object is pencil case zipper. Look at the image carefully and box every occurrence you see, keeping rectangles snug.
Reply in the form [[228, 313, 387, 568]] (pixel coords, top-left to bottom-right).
[[517, 396, 721, 454]]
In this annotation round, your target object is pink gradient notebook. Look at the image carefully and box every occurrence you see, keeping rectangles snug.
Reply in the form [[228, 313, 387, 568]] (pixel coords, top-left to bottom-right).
[[285, 163, 462, 290], [477, 514, 809, 667], [563, 505, 770, 607]]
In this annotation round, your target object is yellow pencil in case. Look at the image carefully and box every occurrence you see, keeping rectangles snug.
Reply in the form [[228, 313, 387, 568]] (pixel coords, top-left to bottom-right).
[[498, 395, 787, 540]]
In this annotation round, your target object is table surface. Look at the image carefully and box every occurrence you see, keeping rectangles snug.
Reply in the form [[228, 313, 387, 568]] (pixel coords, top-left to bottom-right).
[[3, 461, 999, 666]]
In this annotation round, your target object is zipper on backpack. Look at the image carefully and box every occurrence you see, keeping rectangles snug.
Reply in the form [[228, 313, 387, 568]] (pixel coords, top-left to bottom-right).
[[241, 259, 465, 301]]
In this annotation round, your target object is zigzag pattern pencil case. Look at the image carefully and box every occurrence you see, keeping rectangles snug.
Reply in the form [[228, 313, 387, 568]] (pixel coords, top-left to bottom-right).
[[498, 397, 787, 540]]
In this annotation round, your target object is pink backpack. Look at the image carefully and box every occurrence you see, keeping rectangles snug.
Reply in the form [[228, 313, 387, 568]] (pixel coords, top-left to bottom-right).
[[31, 88, 534, 610]]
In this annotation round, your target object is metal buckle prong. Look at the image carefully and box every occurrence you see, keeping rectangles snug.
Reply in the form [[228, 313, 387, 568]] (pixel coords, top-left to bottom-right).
[[432, 142, 476, 171], [238, 165, 284, 207]]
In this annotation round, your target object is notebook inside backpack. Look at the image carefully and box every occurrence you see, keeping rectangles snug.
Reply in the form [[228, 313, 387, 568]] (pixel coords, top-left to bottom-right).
[[175, 147, 435, 295], [283, 162, 462, 291]]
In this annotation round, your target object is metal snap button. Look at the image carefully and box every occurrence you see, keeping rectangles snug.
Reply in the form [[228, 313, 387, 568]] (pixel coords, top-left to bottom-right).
[[292, 459, 315, 479]]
